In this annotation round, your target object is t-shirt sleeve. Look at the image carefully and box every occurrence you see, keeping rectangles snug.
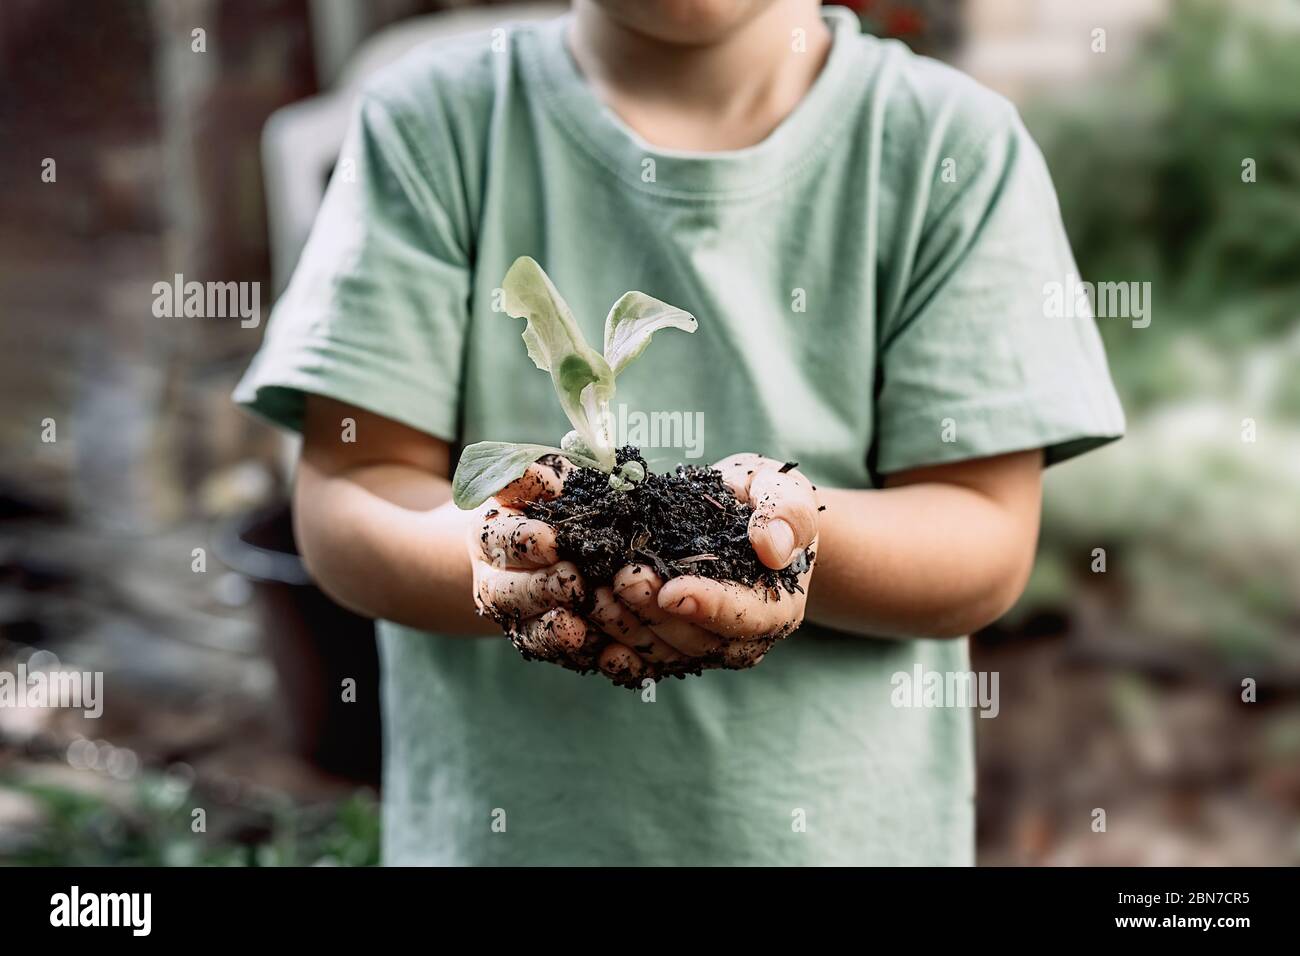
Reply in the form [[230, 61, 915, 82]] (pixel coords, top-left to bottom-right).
[[233, 92, 470, 440], [872, 102, 1125, 475]]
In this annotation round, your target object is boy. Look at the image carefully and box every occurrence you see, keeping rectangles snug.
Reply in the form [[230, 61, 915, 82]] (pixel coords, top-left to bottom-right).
[[236, 1, 1123, 865]]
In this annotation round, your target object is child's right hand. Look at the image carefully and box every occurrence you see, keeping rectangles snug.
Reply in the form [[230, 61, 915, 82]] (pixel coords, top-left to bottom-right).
[[467, 459, 614, 674]]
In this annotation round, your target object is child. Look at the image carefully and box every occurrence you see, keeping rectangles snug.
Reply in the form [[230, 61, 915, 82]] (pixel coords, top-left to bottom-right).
[[236, 1, 1123, 865]]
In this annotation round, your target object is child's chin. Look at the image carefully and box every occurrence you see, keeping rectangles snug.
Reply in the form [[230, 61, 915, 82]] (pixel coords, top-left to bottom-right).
[[597, 0, 765, 46]]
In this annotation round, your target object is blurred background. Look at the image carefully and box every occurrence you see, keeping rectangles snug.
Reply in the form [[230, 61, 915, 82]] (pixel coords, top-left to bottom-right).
[[0, 0, 1296, 866]]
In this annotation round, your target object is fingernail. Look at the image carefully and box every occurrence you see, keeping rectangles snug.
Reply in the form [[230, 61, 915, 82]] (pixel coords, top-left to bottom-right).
[[674, 597, 698, 616], [768, 519, 795, 564]]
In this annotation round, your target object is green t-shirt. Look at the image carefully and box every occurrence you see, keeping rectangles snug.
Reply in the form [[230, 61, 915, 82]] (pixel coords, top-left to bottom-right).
[[235, 7, 1123, 865]]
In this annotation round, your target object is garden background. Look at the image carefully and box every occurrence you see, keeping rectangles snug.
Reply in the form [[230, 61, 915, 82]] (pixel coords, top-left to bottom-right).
[[1, 0, 1296, 865]]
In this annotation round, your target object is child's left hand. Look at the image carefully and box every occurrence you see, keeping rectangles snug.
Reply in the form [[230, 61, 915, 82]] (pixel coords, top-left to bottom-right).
[[590, 454, 819, 683]]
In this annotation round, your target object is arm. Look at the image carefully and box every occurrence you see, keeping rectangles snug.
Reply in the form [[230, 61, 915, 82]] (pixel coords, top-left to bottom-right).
[[807, 449, 1043, 639], [650, 449, 1043, 648], [294, 395, 493, 634]]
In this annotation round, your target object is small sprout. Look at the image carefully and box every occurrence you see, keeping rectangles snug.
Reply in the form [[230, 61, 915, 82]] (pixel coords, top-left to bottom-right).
[[561, 429, 594, 459], [617, 460, 645, 484], [450, 257, 696, 509], [608, 460, 646, 493]]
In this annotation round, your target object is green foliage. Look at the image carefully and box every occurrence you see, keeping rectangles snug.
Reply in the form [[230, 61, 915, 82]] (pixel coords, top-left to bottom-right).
[[2, 773, 381, 867], [1012, 1, 1300, 658], [1021, 406, 1300, 660], [1025, 0, 1300, 412]]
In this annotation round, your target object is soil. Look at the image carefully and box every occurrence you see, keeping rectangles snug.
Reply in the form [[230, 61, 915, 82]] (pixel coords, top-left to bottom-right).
[[523, 447, 810, 601]]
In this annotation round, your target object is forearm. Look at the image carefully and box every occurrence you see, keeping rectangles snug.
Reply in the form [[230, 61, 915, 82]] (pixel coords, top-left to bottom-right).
[[293, 461, 496, 635], [807, 480, 1039, 639]]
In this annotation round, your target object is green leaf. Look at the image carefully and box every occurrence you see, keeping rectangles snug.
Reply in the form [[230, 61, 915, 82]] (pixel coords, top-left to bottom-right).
[[502, 257, 616, 465], [603, 291, 697, 376], [451, 441, 596, 510]]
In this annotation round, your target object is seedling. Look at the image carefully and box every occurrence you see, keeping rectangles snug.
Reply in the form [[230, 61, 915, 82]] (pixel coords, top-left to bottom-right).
[[454, 257, 808, 684], [451, 256, 696, 509]]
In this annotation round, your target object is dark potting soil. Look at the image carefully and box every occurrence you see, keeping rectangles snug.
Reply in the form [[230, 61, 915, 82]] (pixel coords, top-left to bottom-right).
[[523, 447, 809, 599]]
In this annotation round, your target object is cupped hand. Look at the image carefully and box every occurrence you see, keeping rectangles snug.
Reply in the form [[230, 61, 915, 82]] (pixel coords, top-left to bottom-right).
[[590, 453, 820, 682], [467, 456, 613, 674]]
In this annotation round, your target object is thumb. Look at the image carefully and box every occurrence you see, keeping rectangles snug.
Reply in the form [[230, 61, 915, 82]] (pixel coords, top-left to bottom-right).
[[747, 465, 818, 569], [495, 455, 572, 507]]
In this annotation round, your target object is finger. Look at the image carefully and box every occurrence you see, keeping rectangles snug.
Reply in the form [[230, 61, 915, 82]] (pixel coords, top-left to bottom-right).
[[613, 565, 724, 659], [746, 467, 818, 569], [598, 642, 646, 686], [510, 608, 589, 662], [590, 587, 682, 664], [467, 500, 521, 562], [711, 453, 768, 504], [476, 560, 584, 620], [657, 575, 802, 641], [478, 511, 558, 567], [721, 636, 776, 669], [496, 456, 571, 507]]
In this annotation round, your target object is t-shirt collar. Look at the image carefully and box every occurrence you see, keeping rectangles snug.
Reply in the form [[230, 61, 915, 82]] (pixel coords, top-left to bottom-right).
[[525, 6, 864, 201]]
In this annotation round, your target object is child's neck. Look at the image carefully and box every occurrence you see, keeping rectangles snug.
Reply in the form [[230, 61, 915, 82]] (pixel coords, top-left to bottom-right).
[[568, 0, 833, 152]]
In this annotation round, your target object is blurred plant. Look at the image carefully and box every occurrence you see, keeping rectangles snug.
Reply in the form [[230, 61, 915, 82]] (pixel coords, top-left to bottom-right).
[[2, 771, 380, 867], [1018, 403, 1300, 663], [842, 0, 926, 38], [838, 0, 961, 59], [1025, 0, 1300, 413], [1007, 0, 1300, 660]]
